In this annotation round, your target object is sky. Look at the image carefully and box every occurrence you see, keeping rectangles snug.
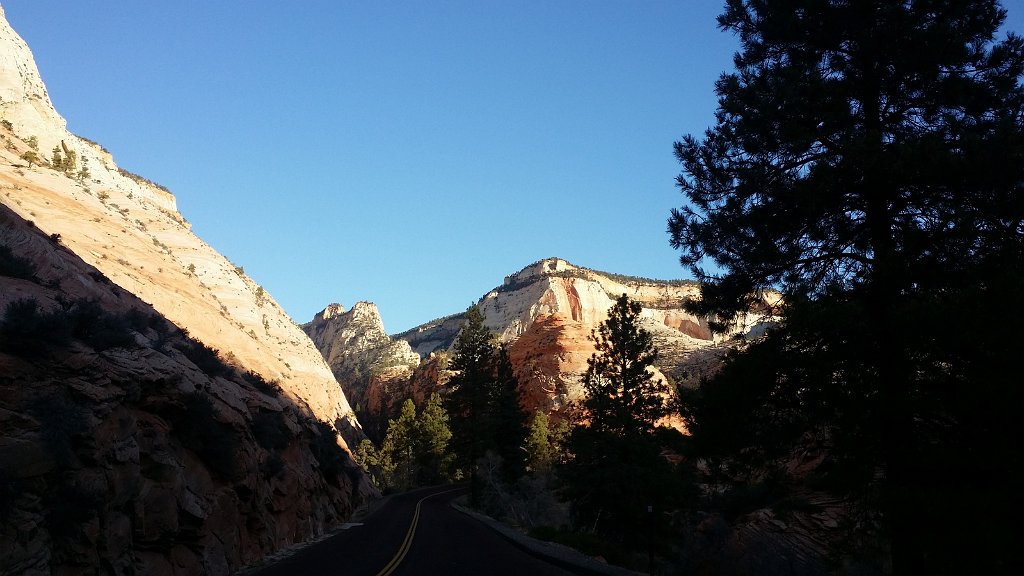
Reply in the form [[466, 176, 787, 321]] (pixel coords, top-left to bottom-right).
[[4, 2, 1023, 333]]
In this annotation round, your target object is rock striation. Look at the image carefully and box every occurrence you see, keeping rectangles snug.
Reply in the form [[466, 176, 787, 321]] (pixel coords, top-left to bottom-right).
[[312, 258, 776, 426], [302, 302, 419, 440]]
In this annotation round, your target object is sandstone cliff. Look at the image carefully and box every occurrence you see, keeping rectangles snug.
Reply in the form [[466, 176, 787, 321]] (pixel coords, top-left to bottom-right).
[[0, 6, 359, 443], [302, 302, 419, 440], [0, 9, 374, 574], [0, 204, 374, 575], [313, 258, 774, 426]]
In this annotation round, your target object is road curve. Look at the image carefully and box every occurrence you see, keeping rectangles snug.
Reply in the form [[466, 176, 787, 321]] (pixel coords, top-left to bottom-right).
[[248, 485, 576, 576]]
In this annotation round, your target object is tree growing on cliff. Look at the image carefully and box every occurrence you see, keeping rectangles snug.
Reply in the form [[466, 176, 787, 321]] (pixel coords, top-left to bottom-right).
[[669, 1, 1024, 572]]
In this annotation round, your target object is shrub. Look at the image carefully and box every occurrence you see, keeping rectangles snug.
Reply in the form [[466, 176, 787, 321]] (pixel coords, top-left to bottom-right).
[[175, 338, 231, 378], [31, 395, 89, 466], [0, 298, 72, 356], [241, 370, 280, 397], [65, 298, 135, 351], [310, 420, 348, 478], [0, 244, 36, 280]]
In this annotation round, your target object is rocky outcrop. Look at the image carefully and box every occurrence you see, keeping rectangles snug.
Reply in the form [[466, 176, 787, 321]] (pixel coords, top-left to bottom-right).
[[302, 302, 419, 440], [0, 6, 175, 212], [0, 205, 374, 576], [0, 6, 359, 445], [313, 258, 775, 427]]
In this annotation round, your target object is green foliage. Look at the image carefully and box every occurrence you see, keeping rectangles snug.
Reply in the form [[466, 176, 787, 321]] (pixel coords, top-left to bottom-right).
[[20, 150, 39, 169], [414, 392, 454, 484], [560, 295, 682, 542], [580, 294, 668, 436], [175, 338, 231, 378], [445, 307, 529, 493], [445, 306, 497, 472], [309, 420, 349, 478], [371, 392, 454, 490], [668, 1, 1024, 572], [117, 167, 171, 193], [1, 299, 71, 356], [379, 399, 419, 489], [0, 244, 37, 280], [490, 345, 528, 481], [525, 410, 556, 473], [240, 370, 281, 397], [26, 135, 38, 150]]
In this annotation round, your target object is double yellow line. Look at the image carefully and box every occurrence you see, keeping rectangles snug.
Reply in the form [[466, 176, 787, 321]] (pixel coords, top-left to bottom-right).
[[375, 487, 464, 576]]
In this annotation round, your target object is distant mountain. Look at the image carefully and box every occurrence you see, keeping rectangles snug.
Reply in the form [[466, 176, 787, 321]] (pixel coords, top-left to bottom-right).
[[0, 8, 372, 573], [308, 257, 776, 431]]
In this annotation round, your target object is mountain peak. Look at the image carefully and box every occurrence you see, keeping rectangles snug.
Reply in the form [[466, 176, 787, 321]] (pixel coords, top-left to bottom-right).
[[0, 8, 177, 212]]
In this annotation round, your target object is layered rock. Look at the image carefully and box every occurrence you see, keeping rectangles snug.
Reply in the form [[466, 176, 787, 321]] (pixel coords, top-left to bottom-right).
[[302, 302, 419, 440], [0, 6, 359, 444], [0, 204, 374, 575], [314, 258, 775, 426]]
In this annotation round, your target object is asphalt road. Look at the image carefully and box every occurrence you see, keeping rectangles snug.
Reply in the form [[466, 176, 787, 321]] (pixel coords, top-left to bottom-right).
[[248, 485, 576, 576]]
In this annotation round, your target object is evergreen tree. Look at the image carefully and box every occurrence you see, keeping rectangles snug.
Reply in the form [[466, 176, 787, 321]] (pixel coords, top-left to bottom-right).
[[445, 306, 496, 496], [525, 410, 555, 473], [580, 294, 668, 436], [379, 399, 419, 489], [669, 2, 1024, 573], [489, 345, 528, 481], [414, 392, 452, 484], [20, 150, 38, 169], [560, 294, 678, 542]]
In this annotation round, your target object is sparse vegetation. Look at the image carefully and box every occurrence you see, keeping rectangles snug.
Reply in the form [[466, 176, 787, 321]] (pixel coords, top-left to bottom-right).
[[0, 244, 37, 280], [117, 167, 170, 193]]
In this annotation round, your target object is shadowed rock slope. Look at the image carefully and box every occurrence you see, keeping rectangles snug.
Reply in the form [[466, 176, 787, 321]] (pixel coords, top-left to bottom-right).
[[0, 5, 360, 444], [1, 204, 374, 576]]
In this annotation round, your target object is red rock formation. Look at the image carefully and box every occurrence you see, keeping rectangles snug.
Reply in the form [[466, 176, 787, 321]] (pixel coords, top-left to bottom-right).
[[508, 313, 596, 417]]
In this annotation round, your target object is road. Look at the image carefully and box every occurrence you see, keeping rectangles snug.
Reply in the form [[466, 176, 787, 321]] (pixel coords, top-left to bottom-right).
[[249, 485, 577, 576]]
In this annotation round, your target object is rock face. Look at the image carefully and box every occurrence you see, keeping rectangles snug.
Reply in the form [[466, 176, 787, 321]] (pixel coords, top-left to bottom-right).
[[0, 7, 359, 444], [0, 6, 175, 212], [302, 302, 419, 440], [0, 205, 374, 576], [0, 10, 373, 574], [313, 258, 775, 426]]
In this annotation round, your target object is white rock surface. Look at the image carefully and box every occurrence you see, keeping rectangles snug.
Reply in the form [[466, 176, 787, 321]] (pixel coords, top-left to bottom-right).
[[0, 6, 359, 445]]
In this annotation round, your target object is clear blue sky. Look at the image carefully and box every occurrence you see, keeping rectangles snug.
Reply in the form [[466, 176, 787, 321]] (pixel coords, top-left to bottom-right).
[[4, 2, 1022, 333]]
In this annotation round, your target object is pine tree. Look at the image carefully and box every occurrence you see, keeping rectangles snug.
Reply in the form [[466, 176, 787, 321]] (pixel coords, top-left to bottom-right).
[[380, 399, 419, 489], [414, 392, 452, 484], [669, 2, 1024, 572], [525, 410, 555, 473], [490, 345, 528, 481], [445, 306, 496, 493], [560, 294, 677, 541], [580, 294, 668, 437]]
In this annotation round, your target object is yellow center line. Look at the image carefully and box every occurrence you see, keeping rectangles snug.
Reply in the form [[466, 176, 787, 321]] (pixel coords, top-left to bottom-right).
[[375, 487, 464, 576]]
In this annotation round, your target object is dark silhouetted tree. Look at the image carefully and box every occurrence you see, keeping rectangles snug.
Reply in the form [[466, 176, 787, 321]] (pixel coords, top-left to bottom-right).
[[669, 2, 1024, 573], [561, 294, 678, 543]]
